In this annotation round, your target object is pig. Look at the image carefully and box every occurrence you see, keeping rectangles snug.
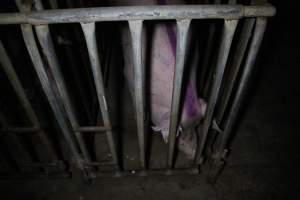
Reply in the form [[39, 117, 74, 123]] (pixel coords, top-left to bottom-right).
[[111, 0, 207, 159]]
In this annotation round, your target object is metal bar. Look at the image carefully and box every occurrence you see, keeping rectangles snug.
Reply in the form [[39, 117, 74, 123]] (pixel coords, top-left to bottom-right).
[[128, 20, 146, 170], [0, 127, 40, 133], [73, 126, 111, 132], [195, 19, 238, 164], [167, 19, 191, 170], [216, 18, 255, 124], [0, 5, 275, 25], [81, 22, 119, 169], [31, 0, 91, 161], [0, 40, 58, 163], [217, 18, 267, 153], [199, 0, 222, 97], [48, 0, 95, 124], [20, 24, 83, 169]]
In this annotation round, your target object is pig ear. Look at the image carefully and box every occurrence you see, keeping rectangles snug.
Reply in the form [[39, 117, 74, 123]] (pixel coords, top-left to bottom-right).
[[198, 98, 207, 116]]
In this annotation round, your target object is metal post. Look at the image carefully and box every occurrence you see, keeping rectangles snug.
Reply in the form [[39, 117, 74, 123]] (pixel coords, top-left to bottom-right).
[[217, 18, 267, 155], [199, 0, 221, 97], [128, 20, 146, 171], [81, 22, 119, 170], [20, 24, 84, 170], [207, 18, 267, 182], [195, 19, 238, 164], [167, 19, 191, 171], [31, 0, 91, 162], [216, 18, 255, 125], [0, 40, 58, 167]]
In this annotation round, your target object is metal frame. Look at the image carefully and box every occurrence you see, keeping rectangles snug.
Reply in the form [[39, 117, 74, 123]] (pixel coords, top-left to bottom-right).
[[0, 2, 275, 181]]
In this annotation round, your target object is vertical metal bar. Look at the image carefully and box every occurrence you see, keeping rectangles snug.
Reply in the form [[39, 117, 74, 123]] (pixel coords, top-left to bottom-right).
[[167, 19, 191, 170], [45, 0, 94, 123], [0, 41, 58, 163], [20, 24, 83, 169], [216, 0, 257, 125], [217, 18, 267, 153], [195, 19, 238, 164], [128, 20, 146, 170], [32, 0, 91, 161], [216, 18, 255, 124], [81, 22, 119, 169], [34, 25, 91, 161], [199, 0, 221, 97]]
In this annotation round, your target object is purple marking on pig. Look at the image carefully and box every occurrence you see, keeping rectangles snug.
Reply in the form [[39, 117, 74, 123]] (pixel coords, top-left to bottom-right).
[[184, 84, 198, 117]]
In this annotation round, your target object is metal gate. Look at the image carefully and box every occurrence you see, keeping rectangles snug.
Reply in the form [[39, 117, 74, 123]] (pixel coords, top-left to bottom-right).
[[0, 0, 275, 182]]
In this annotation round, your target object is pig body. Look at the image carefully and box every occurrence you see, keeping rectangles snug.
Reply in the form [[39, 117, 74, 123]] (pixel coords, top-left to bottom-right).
[[113, 0, 206, 158]]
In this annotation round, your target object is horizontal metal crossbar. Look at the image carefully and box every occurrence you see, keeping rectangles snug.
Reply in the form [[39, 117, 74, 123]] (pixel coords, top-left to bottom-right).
[[0, 5, 275, 25]]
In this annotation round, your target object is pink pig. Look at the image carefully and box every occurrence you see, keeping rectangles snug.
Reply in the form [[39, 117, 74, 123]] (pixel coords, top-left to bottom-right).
[[114, 0, 207, 159]]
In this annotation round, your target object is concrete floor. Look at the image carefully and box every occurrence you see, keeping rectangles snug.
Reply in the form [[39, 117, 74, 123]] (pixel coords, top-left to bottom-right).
[[0, 2, 299, 199]]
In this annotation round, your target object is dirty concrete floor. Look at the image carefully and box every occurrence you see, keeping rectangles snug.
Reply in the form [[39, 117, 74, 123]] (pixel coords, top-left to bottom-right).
[[0, 2, 299, 200]]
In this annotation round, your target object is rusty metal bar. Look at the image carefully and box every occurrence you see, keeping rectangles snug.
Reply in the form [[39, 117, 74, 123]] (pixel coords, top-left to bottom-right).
[[27, 0, 91, 162], [128, 20, 146, 171], [167, 19, 191, 170], [0, 40, 58, 164], [217, 18, 267, 155], [195, 19, 238, 164], [0, 5, 275, 25], [20, 24, 83, 169], [81, 22, 119, 170]]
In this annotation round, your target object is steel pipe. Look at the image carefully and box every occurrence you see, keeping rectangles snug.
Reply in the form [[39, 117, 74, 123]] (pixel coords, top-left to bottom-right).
[[33, 14, 91, 162], [0, 5, 275, 25], [20, 24, 83, 169], [81, 22, 119, 170], [217, 18, 267, 154], [167, 19, 191, 170], [195, 19, 238, 164], [128, 20, 146, 170], [216, 18, 255, 125], [0, 40, 58, 164]]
